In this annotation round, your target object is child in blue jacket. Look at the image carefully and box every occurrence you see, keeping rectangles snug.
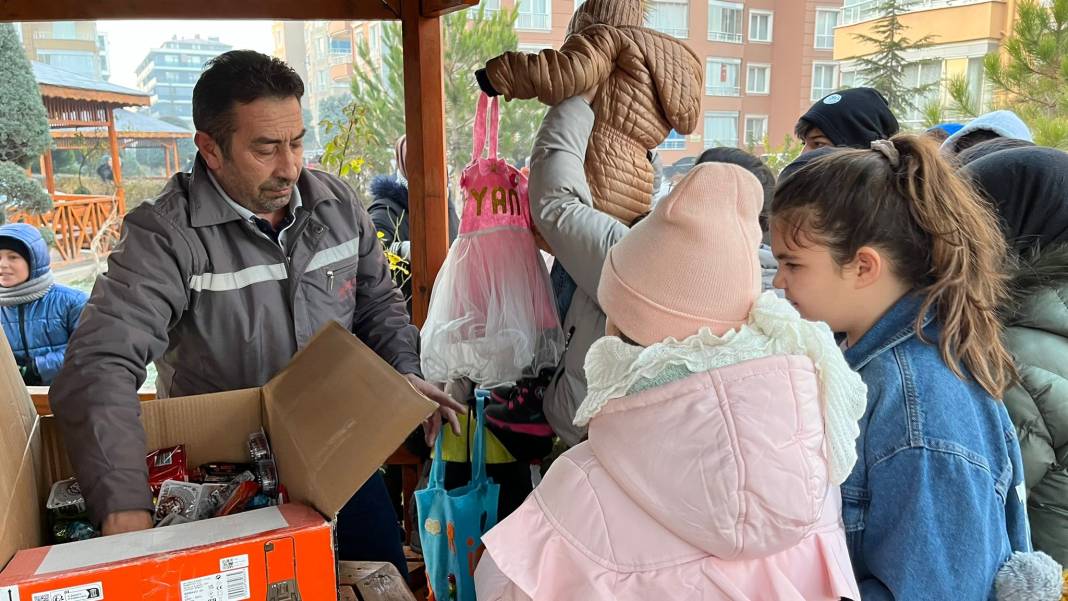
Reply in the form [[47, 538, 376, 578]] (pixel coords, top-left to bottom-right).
[[0, 223, 87, 385]]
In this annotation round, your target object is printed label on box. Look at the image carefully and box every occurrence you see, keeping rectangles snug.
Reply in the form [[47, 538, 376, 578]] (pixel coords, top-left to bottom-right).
[[0, 586, 20, 601], [219, 555, 249, 572], [30, 581, 103, 601], [180, 569, 249, 601]]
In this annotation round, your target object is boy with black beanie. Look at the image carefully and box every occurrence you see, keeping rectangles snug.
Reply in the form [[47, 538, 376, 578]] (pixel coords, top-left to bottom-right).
[[795, 87, 899, 153]]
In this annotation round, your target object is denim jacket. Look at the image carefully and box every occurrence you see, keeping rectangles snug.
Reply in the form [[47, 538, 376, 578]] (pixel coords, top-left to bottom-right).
[[842, 293, 1030, 601]]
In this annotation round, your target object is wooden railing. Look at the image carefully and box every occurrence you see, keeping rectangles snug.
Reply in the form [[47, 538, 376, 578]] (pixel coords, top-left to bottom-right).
[[12, 193, 121, 264]]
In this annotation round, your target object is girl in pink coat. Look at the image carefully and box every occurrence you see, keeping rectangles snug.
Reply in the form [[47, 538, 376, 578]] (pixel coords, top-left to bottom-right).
[[473, 161, 867, 600]]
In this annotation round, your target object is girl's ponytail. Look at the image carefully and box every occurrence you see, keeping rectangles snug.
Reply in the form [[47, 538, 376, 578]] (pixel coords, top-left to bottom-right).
[[887, 135, 1014, 398], [773, 135, 1015, 399]]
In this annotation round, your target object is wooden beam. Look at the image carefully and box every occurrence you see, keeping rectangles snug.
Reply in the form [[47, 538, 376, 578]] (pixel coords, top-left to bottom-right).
[[39, 85, 149, 108], [106, 107, 125, 214], [401, 0, 450, 327], [42, 151, 55, 196], [421, 0, 479, 18], [0, 0, 402, 20]]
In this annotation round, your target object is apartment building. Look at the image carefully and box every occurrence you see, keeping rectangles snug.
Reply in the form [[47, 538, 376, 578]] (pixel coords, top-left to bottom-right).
[[272, 21, 309, 87], [835, 0, 1023, 129], [478, 0, 846, 162], [18, 21, 109, 81], [285, 0, 846, 161], [135, 35, 233, 126]]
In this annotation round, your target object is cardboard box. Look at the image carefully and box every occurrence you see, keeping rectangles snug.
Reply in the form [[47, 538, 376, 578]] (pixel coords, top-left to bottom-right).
[[0, 322, 437, 599], [339, 561, 418, 601]]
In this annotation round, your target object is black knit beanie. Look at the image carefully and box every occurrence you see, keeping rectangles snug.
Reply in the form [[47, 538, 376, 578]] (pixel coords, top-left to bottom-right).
[[0, 237, 32, 268], [796, 87, 900, 148]]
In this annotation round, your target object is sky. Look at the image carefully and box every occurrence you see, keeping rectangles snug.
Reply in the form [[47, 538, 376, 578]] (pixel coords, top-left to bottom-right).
[[96, 20, 276, 88]]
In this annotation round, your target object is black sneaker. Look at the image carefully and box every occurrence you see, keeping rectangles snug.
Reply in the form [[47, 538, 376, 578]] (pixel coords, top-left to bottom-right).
[[484, 370, 555, 437]]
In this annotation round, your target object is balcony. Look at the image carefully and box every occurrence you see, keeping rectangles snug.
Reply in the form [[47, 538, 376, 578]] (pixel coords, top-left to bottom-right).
[[329, 61, 354, 82], [327, 20, 351, 38], [842, 0, 995, 25], [328, 52, 351, 66], [835, 0, 1008, 60]]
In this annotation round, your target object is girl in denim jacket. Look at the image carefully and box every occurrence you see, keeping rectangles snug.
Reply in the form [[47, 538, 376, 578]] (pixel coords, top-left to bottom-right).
[[770, 135, 1064, 600]]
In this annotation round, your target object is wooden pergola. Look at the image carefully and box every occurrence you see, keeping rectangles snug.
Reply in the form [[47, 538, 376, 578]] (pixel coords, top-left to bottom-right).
[[22, 61, 152, 262], [32, 60, 151, 215], [50, 108, 193, 179], [3, 0, 473, 323]]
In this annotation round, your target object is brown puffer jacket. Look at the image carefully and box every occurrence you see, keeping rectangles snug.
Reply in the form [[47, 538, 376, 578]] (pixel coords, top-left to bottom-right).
[[485, 24, 704, 224]]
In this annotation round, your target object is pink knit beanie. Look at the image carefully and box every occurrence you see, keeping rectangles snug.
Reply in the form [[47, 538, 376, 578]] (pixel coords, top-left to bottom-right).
[[598, 162, 763, 346]]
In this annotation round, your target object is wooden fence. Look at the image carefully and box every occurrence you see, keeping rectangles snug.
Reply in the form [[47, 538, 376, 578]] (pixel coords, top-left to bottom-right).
[[11, 193, 120, 264]]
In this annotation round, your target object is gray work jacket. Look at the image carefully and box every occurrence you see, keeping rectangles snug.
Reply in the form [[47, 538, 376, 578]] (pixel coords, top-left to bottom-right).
[[51, 158, 421, 524]]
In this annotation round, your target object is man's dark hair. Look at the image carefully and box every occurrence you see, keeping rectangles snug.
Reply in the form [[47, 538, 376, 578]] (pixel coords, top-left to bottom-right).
[[794, 118, 815, 141], [953, 129, 1004, 154], [193, 50, 304, 155], [955, 137, 1036, 167], [696, 147, 776, 234]]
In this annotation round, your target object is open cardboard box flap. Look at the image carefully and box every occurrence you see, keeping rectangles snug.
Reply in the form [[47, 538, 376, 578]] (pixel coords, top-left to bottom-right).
[[263, 321, 437, 518], [0, 320, 437, 571]]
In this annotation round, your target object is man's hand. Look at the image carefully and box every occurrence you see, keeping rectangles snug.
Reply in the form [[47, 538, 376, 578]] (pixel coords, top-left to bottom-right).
[[403, 374, 465, 445], [102, 510, 153, 536]]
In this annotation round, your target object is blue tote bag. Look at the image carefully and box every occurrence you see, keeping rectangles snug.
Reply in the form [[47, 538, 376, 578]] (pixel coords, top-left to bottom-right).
[[416, 390, 500, 601]]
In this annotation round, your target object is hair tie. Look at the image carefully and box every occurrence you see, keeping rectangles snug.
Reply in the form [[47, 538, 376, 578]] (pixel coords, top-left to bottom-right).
[[870, 139, 900, 168]]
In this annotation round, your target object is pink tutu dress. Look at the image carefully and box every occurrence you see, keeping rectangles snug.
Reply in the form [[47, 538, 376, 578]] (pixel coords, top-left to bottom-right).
[[420, 94, 564, 387]]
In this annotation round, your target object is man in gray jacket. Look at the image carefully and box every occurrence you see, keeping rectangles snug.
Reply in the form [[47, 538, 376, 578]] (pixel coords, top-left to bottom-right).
[[50, 51, 461, 571], [528, 91, 628, 446]]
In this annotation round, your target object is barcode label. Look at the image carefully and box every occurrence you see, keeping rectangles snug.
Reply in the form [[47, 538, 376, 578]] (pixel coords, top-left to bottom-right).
[[224, 569, 249, 601], [180, 569, 249, 601], [220, 554, 249, 571], [31, 581, 102, 600]]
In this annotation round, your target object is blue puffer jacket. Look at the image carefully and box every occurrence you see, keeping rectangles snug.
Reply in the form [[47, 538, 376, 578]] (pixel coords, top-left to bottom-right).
[[0, 224, 88, 385]]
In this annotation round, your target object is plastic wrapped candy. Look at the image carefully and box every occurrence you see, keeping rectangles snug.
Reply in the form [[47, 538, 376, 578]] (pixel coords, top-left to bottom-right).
[[154, 480, 202, 524], [146, 445, 188, 496], [52, 520, 98, 543], [46, 478, 87, 520]]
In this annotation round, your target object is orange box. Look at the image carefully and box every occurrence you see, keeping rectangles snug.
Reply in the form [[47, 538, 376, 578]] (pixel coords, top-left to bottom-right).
[[0, 322, 436, 599]]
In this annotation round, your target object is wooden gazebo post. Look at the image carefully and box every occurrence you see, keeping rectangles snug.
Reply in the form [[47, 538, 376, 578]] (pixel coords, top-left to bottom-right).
[[401, 0, 450, 326], [105, 107, 125, 213]]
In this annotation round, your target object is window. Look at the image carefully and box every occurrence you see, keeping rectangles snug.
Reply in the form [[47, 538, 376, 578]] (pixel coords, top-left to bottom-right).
[[705, 112, 739, 148], [902, 60, 944, 124], [647, 0, 689, 39], [518, 43, 552, 53], [330, 39, 352, 55], [746, 64, 770, 94], [471, 0, 500, 17], [517, 0, 551, 30], [815, 9, 839, 50], [811, 62, 839, 100], [966, 56, 988, 110], [744, 116, 768, 146], [748, 10, 773, 43], [708, 1, 743, 43], [659, 129, 687, 150], [706, 58, 741, 96], [51, 22, 77, 40], [38, 50, 97, 75]]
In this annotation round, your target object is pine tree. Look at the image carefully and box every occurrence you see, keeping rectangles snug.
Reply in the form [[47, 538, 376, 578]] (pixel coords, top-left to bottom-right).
[[348, 5, 546, 181], [0, 23, 52, 218], [848, 0, 938, 118], [981, 0, 1068, 148]]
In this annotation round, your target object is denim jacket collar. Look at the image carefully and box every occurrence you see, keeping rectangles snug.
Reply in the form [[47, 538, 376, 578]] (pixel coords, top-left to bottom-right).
[[844, 292, 935, 371]]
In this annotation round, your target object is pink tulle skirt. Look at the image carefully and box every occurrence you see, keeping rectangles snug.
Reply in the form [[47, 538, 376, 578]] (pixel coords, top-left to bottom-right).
[[420, 225, 564, 387]]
